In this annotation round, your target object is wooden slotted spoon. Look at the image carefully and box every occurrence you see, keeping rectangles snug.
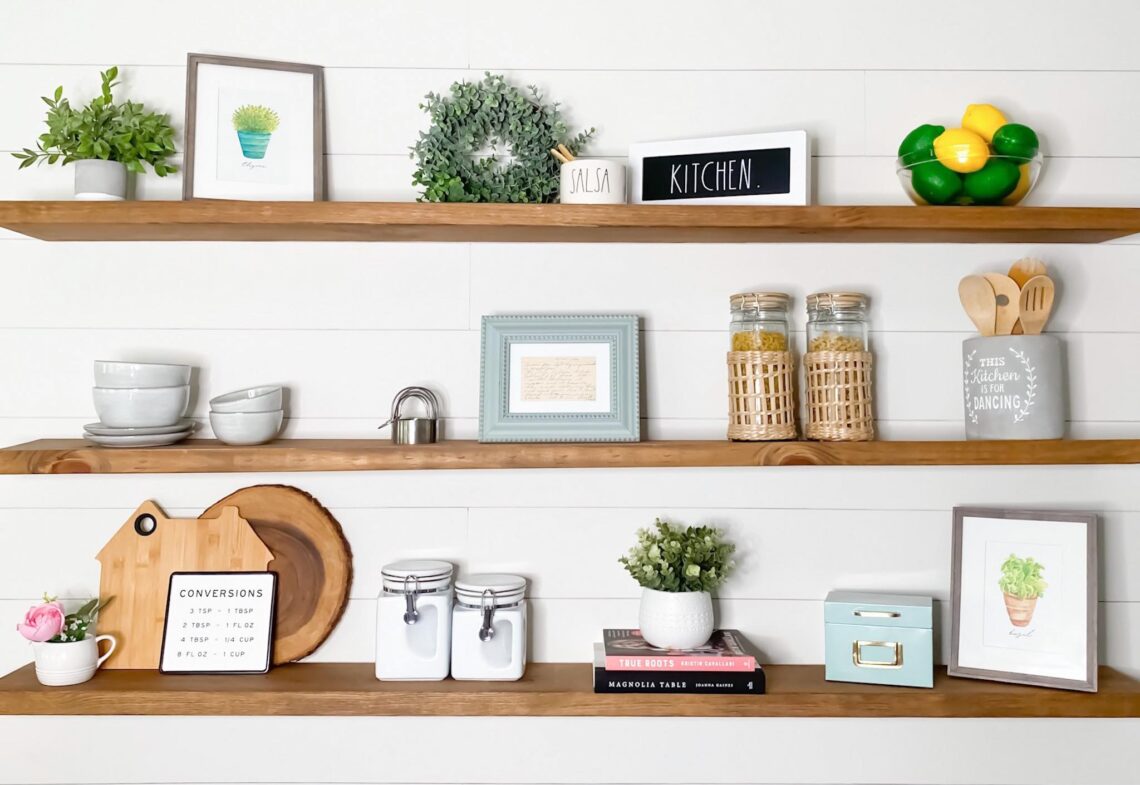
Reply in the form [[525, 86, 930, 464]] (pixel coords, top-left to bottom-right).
[[982, 272, 1022, 336], [958, 275, 997, 336], [1018, 275, 1056, 335], [1008, 257, 1047, 334]]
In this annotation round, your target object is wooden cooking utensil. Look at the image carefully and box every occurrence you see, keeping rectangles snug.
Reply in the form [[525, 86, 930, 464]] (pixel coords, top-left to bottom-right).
[[200, 485, 351, 664], [1008, 256, 1047, 289], [982, 273, 1021, 336], [1018, 275, 1056, 335], [1008, 257, 1047, 334], [959, 275, 997, 336]]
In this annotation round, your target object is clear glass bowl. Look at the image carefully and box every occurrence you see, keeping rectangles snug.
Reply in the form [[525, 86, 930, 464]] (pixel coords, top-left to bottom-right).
[[896, 151, 1043, 206]]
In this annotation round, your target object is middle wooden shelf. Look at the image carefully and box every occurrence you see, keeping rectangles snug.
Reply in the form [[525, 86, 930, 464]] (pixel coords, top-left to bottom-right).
[[2, 437, 1139, 475]]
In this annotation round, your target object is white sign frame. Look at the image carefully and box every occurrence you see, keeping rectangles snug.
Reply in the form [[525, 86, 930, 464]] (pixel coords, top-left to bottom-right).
[[160, 571, 277, 674], [629, 131, 810, 205]]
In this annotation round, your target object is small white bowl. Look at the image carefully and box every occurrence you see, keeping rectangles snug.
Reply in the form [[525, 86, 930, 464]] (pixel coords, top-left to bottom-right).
[[209, 410, 284, 446], [92, 385, 190, 428], [209, 385, 283, 413], [94, 361, 191, 389]]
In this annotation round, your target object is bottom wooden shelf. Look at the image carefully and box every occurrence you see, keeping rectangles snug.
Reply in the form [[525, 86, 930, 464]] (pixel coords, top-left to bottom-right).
[[0, 663, 1135, 717]]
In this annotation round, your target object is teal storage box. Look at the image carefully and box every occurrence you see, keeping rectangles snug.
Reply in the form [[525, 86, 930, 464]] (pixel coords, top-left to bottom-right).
[[824, 591, 933, 688]]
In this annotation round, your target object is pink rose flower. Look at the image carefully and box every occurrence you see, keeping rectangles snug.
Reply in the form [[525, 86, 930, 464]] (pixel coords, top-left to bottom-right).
[[17, 601, 64, 642]]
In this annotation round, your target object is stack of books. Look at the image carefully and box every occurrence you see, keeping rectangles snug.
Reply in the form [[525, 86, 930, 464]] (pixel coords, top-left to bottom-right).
[[592, 628, 766, 694]]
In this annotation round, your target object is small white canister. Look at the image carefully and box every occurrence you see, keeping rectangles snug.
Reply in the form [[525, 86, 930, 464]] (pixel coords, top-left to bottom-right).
[[451, 574, 528, 681], [559, 158, 626, 204], [375, 560, 454, 681]]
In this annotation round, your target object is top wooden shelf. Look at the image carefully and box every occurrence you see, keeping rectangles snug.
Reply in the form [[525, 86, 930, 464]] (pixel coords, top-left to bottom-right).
[[3, 438, 1140, 474], [1, 663, 1135, 717], [1, 202, 1139, 243]]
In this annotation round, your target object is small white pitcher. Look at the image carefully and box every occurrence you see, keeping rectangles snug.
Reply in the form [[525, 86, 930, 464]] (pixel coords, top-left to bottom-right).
[[32, 634, 117, 686]]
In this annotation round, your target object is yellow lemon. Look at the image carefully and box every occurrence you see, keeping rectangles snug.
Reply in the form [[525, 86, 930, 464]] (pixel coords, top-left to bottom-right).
[[1001, 163, 1033, 205], [934, 128, 989, 173], [962, 103, 1008, 143]]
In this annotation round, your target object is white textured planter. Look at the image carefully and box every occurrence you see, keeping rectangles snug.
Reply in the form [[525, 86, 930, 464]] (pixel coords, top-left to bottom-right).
[[638, 588, 714, 649], [32, 634, 116, 686], [74, 159, 127, 201]]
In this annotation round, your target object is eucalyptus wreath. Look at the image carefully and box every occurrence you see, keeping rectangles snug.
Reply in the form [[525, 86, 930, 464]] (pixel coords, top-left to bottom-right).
[[411, 73, 593, 203]]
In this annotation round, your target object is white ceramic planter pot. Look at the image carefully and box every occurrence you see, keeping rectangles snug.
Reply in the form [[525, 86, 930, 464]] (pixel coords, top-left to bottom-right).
[[74, 159, 128, 201], [559, 158, 626, 204], [638, 588, 714, 649], [32, 634, 117, 686]]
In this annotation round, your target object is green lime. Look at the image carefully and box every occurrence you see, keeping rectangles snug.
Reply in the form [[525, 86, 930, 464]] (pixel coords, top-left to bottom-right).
[[910, 160, 963, 205], [963, 158, 1022, 204], [992, 123, 1039, 163], [898, 123, 945, 165]]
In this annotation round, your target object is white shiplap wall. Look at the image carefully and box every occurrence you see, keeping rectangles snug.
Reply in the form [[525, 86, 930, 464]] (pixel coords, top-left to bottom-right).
[[2, 2, 1139, 784]]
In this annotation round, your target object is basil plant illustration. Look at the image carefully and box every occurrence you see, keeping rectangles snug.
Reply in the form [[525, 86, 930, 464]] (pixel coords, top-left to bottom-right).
[[998, 553, 1047, 628], [232, 104, 280, 160]]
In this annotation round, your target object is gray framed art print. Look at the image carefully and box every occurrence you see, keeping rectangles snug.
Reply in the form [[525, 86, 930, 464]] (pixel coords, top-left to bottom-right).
[[479, 315, 640, 443]]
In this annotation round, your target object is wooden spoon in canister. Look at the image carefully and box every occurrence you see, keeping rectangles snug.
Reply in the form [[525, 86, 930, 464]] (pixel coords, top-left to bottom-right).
[[1008, 257, 1047, 334], [1008, 257, 1047, 289], [1018, 275, 1056, 335], [959, 275, 997, 336], [982, 273, 1022, 336]]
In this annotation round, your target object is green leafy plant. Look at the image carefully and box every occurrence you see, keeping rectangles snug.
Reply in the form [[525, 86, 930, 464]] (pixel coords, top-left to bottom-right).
[[411, 72, 594, 203], [998, 554, 1047, 599], [232, 104, 280, 134], [12, 67, 177, 176], [619, 519, 735, 593]]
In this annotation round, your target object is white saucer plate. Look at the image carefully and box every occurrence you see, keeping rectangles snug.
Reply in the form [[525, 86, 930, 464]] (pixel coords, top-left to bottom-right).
[[83, 419, 196, 437], [83, 430, 193, 448]]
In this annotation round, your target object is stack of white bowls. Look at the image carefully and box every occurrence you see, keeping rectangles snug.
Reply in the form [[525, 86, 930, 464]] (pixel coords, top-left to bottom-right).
[[209, 385, 284, 445], [86, 361, 194, 447]]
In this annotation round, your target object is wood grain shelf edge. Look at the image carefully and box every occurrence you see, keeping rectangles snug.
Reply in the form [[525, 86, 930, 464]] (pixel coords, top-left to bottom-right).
[[2, 202, 1139, 242], [3, 438, 1140, 474], [0, 663, 1136, 717]]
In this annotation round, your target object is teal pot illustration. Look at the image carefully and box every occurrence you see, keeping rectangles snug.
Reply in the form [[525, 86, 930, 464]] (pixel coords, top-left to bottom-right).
[[237, 130, 273, 160]]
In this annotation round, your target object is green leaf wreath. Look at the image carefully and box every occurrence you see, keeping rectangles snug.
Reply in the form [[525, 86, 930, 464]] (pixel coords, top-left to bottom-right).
[[411, 72, 593, 203]]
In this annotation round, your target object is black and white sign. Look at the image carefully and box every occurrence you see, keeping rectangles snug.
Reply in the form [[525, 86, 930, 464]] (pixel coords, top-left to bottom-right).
[[160, 572, 277, 674], [629, 131, 810, 205]]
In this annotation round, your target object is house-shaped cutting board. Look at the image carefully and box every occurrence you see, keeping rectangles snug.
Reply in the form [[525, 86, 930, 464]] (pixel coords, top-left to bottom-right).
[[96, 501, 273, 669]]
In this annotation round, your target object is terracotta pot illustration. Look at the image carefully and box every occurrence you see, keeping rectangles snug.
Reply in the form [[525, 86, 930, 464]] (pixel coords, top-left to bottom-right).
[[1003, 593, 1038, 627]]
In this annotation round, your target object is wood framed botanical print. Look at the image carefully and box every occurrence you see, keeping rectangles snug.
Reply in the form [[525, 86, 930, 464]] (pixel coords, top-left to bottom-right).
[[479, 315, 640, 442], [950, 507, 1098, 692], [183, 53, 325, 200]]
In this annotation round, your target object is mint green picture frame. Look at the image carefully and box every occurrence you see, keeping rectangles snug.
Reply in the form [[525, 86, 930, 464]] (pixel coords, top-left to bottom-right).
[[479, 315, 641, 443]]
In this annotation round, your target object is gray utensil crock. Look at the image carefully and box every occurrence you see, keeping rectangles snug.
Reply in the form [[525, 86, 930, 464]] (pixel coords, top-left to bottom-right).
[[74, 159, 127, 201], [963, 335, 1064, 440]]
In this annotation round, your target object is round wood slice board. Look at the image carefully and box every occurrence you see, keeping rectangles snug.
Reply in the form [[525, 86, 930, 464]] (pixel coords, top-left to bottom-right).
[[201, 485, 352, 665]]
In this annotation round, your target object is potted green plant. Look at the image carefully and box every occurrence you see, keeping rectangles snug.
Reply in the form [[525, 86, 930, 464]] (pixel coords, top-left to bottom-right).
[[999, 553, 1047, 627], [13, 67, 177, 200], [232, 104, 280, 160], [619, 519, 735, 649]]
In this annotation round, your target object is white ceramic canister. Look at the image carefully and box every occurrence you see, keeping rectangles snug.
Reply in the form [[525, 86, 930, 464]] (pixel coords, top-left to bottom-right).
[[559, 158, 627, 204], [451, 574, 528, 681], [375, 560, 454, 680]]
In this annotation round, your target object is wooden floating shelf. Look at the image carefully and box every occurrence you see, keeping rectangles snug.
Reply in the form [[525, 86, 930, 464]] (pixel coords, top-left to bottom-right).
[[3, 438, 1140, 475], [0, 663, 1135, 717], [2, 202, 1140, 243]]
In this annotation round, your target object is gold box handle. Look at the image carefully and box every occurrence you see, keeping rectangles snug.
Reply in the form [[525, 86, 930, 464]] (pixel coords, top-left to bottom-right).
[[852, 640, 903, 668], [853, 610, 900, 618]]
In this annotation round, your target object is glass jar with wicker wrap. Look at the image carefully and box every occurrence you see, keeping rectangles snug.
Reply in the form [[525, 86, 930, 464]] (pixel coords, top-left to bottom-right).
[[805, 292, 873, 441], [727, 292, 796, 441]]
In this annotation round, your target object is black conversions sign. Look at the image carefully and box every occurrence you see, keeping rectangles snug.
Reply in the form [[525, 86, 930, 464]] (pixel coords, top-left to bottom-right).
[[641, 147, 791, 201]]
